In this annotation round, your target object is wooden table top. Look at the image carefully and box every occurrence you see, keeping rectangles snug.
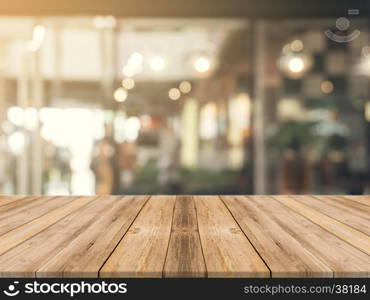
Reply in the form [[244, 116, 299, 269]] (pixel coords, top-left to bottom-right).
[[0, 195, 368, 278]]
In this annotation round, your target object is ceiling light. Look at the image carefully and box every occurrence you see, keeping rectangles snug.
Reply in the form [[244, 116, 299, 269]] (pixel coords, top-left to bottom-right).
[[122, 78, 135, 90], [150, 56, 166, 72], [194, 56, 210, 73], [168, 88, 181, 101], [129, 52, 144, 65], [114, 87, 128, 102], [122, 65, 135, 77], [288, 57, 305, 73], [179, 81, 192, 94], [290, 39, 303, 52]]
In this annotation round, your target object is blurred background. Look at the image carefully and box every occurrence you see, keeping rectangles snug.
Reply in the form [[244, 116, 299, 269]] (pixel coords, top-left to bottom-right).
[[0, 3, 369, 195]]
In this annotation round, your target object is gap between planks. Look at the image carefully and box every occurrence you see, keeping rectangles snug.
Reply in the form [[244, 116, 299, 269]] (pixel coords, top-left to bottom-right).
[[272, 195, 370, 256], [0, 196, 79, 237], [100, 196, 176, 277], [221, 195, 370, 277], [194, 196, 270, 278], [0, 196, 98, 257], [339, 195, 370, 207], [162, 196, 207, 278], [0, 195, 368, 278], [292, 195, 370, 236], [0, 196, 149, 277], [0, 196, 31, 208]]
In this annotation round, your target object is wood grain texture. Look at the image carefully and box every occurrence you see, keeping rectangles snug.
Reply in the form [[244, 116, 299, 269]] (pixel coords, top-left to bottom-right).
[[163, 196, 206, 277], [194, 196, 270, 277], [0, 196, 108, 277], [0, 196, 42, 214], [342, 195, 370, 207], [0, 196, 78, 236], [100, 196, 176, 277], [291, 195, 370, 235], [273, 196, 370, 256], [37, 196, 149, 277], [0, 195, 368, 278], [253, 196, 370, 277], [0, 196, 96, 258], [0, 196, 27, 208], [221, 196, 332, 277], [254, 196, 370, 277]]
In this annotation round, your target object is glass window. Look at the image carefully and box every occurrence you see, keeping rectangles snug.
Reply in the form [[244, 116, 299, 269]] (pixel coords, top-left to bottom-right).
[[0, 16, 369, 195]]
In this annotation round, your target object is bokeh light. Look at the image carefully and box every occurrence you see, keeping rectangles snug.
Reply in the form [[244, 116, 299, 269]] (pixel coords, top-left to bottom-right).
[[122, 78, 135, 90], [114, 87, 128, 102], [150, 56, 166, 71], [288, 57, 304, 73], [168, 88, 181, 100], [194, 56, 211, 73], [179, 81, 192, 94], [321, 80, 334, 94]]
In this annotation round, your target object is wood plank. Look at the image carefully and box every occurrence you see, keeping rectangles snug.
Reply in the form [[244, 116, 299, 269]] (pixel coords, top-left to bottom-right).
[[244, 196, 369, 277], [342, 195, 370, 207], [0, 196, 28, 208], [100, 196, 176, 278], [194, 196, 269, 278], [174, 195, 194, 210], [0, 196, 41, 213], [291, 195, 370, 235], [36, 196, 149, 277], [0, 194, 367, 278], [221, 196, 332, 277], [0, 196, 115, 277], [321, 195, 370, 212], [163, 196, 206, 278], [273, 196, 370, 256], [0, 196, 97, 258], [0, 196, 78, 236]]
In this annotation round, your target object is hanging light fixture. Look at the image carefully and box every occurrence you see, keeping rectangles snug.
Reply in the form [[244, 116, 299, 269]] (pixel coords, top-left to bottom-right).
[[179, 81, 192, 94], [188, 34, 217, 76], [193, 56, 211, 73], [168, 88, 181, 101], [150, 56, 166, 72], [277, 39, 313, 79], [114, 87, 128, 102], [122, 78, 135, 90]]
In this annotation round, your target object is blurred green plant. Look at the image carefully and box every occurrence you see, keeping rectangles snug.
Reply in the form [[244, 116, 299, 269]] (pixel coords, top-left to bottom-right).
[[267, 119, 348, 161], [267, 121, 320, 152]]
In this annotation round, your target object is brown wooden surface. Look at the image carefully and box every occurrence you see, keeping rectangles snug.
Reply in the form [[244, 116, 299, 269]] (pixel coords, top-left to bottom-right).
[[195, 196, 269, 277], [273, 196, 370, 256], [100, 196, 175, 277], [163, 196, 206, 277], [342, 195, 370, 207], [0, 195, 368, 277]]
